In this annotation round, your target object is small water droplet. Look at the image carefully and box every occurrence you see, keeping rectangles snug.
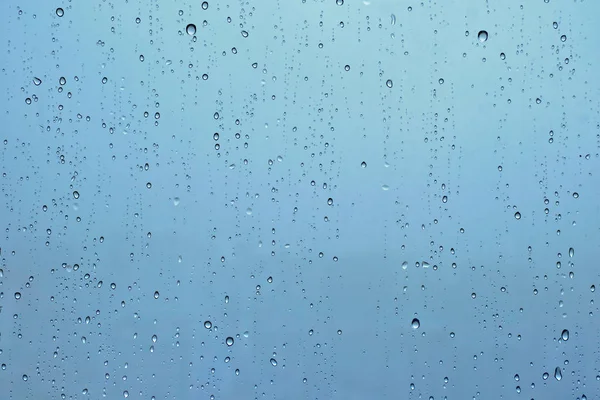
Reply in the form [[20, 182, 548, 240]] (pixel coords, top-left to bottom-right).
[[204, 320, 212, 329], [386, 79, 393, 88], [33, 77, 42, 86], [270, 358, 278, 366], [56, 8, 64, 17], [390, 14, 396, 25], [226, 337, 234, 346], [561, 329, 569, 341], [514, 211, 521, 220]]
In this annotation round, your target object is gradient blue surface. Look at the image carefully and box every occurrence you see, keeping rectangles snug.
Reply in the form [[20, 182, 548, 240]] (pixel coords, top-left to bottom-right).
[[0, 0, 599, 399]]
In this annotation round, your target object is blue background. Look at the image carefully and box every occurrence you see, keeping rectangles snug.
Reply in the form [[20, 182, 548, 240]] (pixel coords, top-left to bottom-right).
[[0, 0, 599, 399]]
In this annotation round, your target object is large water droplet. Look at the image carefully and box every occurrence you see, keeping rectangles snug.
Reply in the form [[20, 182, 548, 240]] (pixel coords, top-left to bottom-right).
[[478, 30, 488, 42], [411, 318, 420, 329], [226, 337, 234, 346], [554, 367, 562, 381], [186, 24, 196, 36], [561, 329, 569, 341]]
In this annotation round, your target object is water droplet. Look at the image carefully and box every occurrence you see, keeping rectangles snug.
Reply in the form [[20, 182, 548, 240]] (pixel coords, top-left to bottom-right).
[[14, 292, 21, 299], [390, 14, 396, 25], [33, 77, 42, 86], [560, 35, 567, 42], [561, 329, 569, 341], [568, 247, 574, 257], [572, 192, 579, 198], [201, 1, 209, 10], [514, 211, 521, 220], [477, 30, 488, 42], [153, 291, 159, 299], [270, 358, 278, 366], [337, 329, 342, 335], [226, 337, 234, 346], [386, 79, 393, 88], [327, 198, 333, 206], [56, 8, 64, 17], [361, 161, 367, 168], [186, 24, 196, 36], [554, 366, 562, 381], [204, 320, 212, 329], [336, 0, 344, 5], [73, 191, 80, 199], [500, 52, 506, 60], [411, 318, 420, 329], [22, 374, 28, 381]]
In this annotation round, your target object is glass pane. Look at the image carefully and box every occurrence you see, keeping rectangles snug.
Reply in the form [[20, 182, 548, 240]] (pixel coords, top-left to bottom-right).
[[1, 1, 598, 399]]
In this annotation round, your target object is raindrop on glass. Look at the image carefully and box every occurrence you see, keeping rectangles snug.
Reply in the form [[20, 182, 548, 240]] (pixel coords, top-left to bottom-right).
[[477, 30, 488, 42], [56, 8, 64, 17], [561, 329, 569, 341], [186, 24, 196, 36], [226, 337, 234, 346], [554, 367, 562, 381], [411, 318, 420, 329]]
